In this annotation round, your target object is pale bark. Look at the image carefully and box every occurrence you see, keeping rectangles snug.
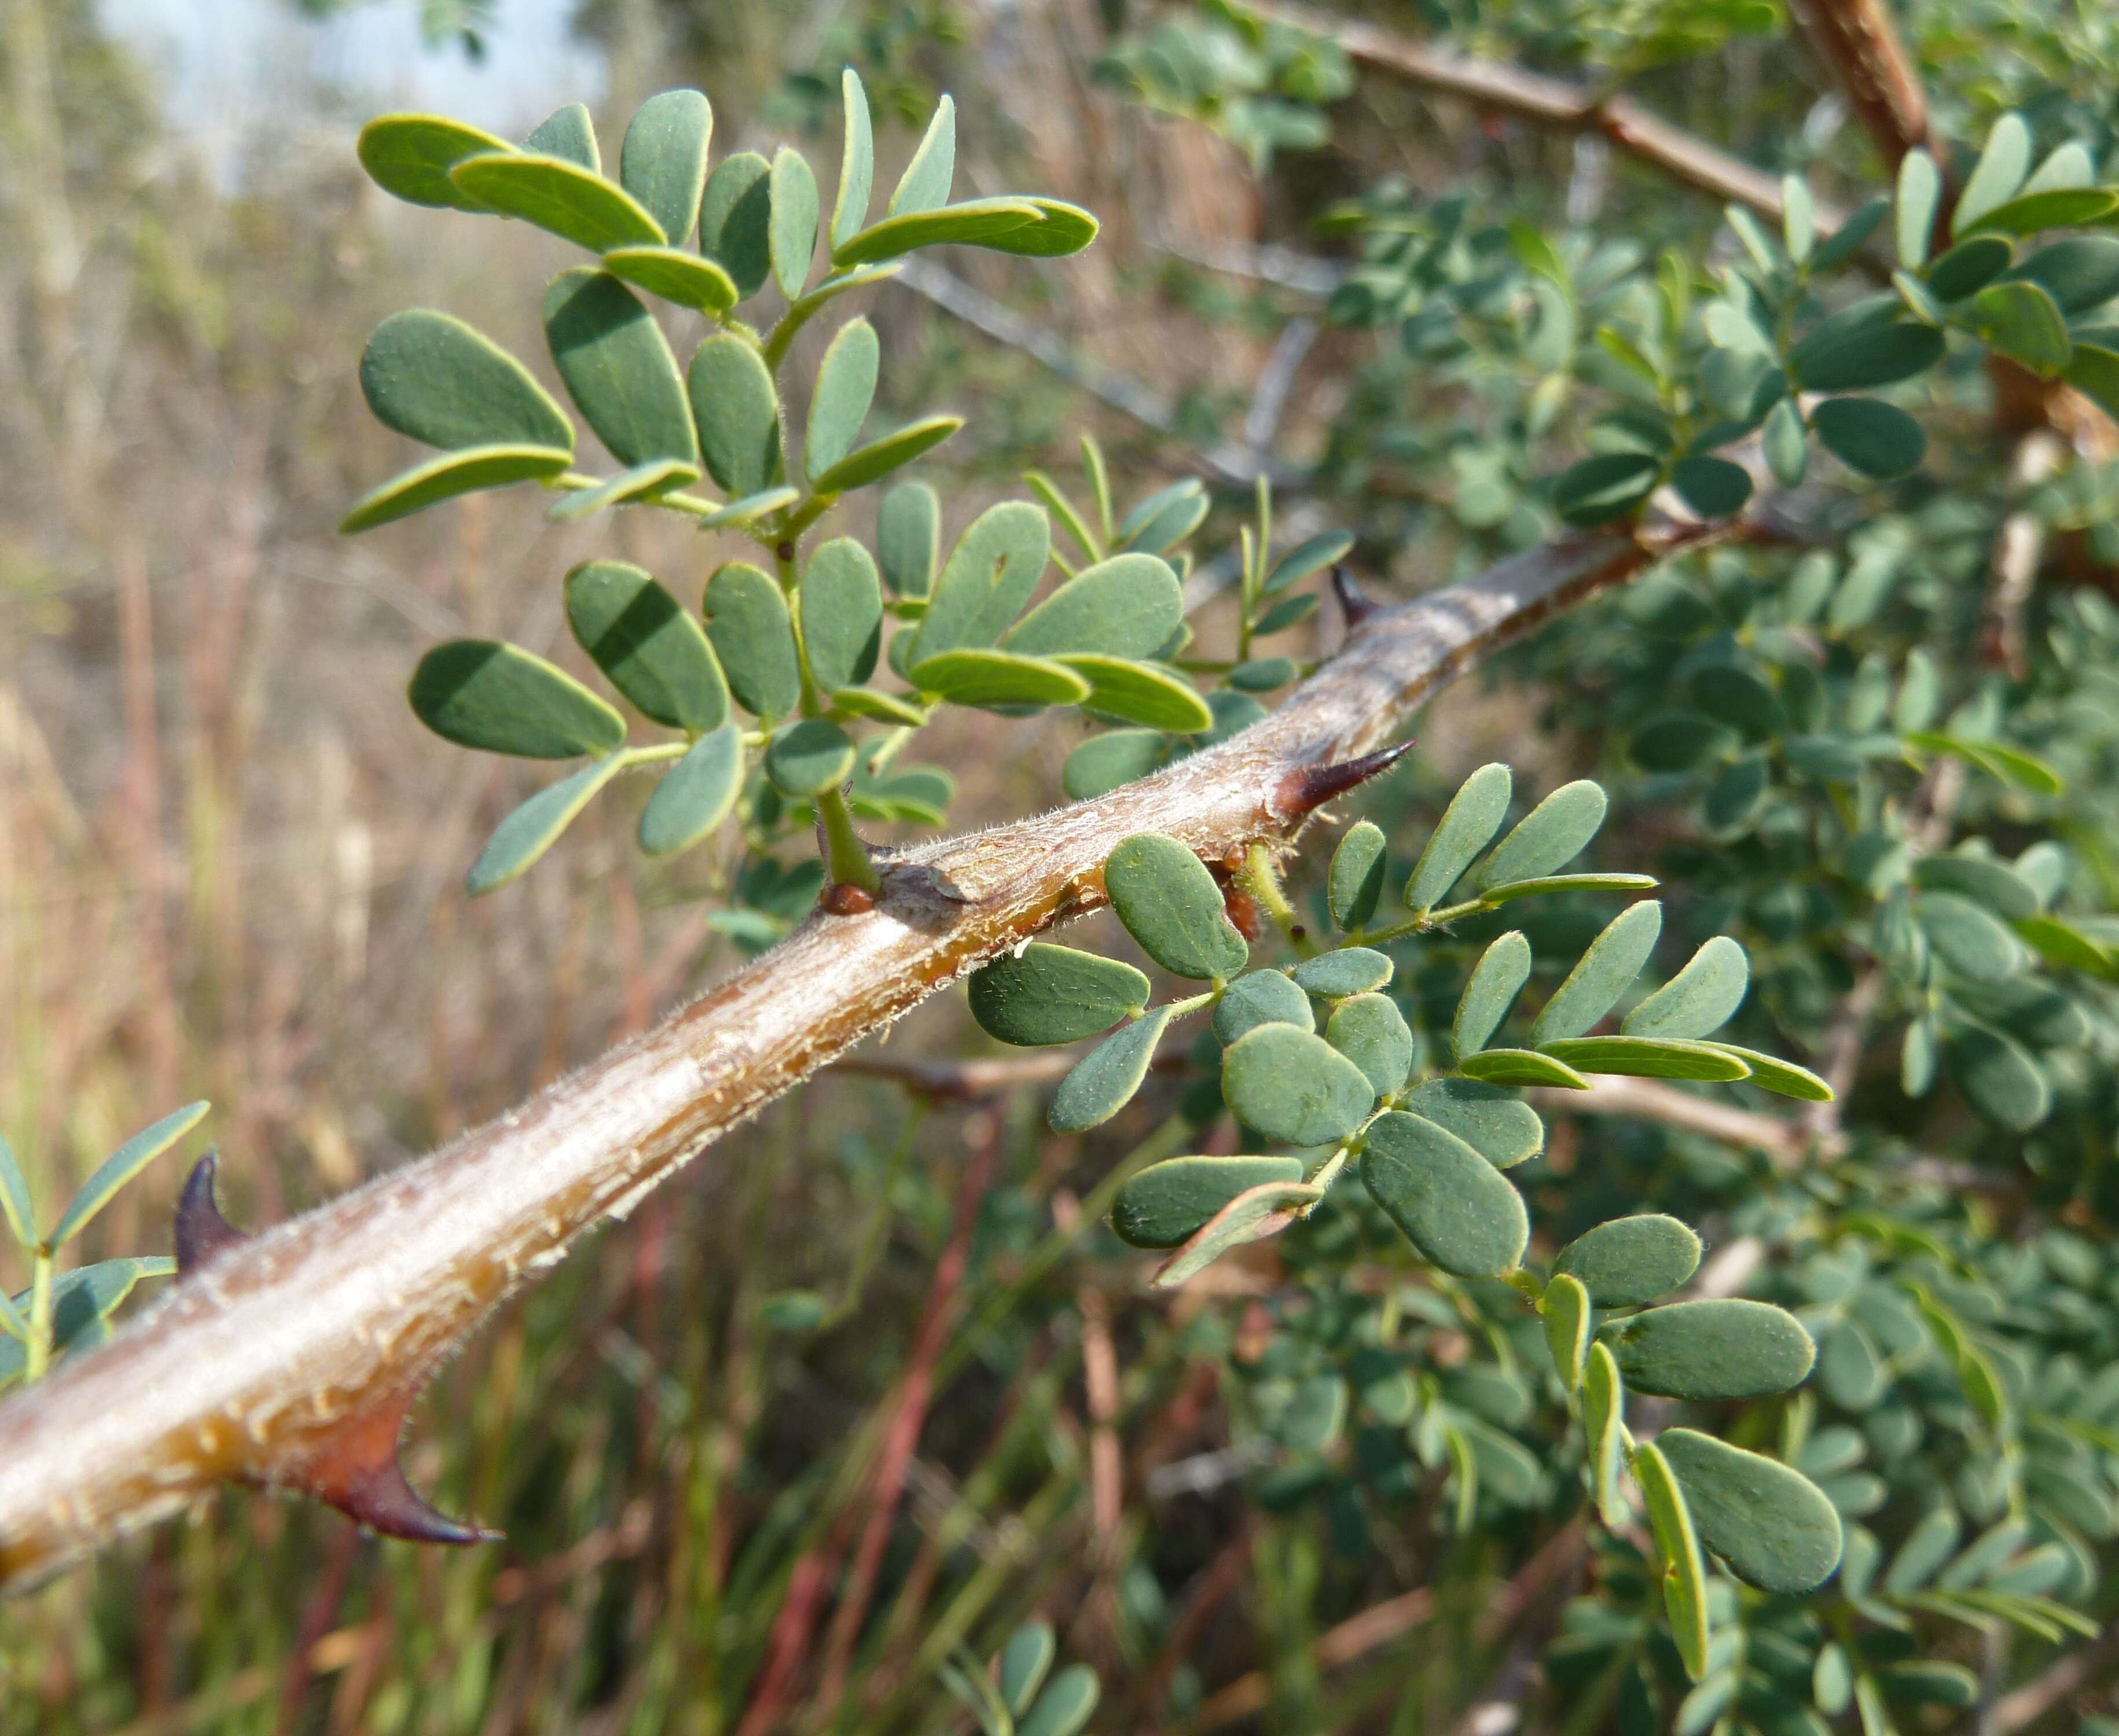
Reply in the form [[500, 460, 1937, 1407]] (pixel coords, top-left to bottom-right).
[[0, 523, 1720, 1588]]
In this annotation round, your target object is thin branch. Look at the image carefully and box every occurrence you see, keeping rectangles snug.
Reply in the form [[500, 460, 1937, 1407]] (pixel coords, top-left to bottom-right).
[[1529, 1073, 1835, 1171], [1242, 0, 1834, 230], [1989, 1620, 2119, 1733], [1787, 0, 1937, 170], [0, 518, 1728, 1589]]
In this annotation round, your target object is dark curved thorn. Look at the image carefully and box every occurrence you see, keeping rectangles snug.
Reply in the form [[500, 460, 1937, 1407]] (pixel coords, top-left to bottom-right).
[[1277, 738, 1416, 820], [1331, 564, 1382, 629], [289, 1391, 499, 1547], [175, 1152, 248, 1277]]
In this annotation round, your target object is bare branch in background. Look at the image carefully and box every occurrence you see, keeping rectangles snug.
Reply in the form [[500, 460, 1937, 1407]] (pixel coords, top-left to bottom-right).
[[1787, 0, 1937, 169], [1242, 0, 1835, 230]]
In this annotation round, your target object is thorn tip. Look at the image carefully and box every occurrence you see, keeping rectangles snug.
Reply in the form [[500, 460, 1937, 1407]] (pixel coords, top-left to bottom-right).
[[175, 1152, 248, 1277], [1331, 564, 1381, 628], [277, 1390, 496, 1548], [1277, 739, 1415, 820]]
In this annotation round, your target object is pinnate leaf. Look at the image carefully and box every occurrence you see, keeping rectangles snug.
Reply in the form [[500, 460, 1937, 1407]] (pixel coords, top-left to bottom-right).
[[361, 310, 574, 454], [1624, 936, 1747, 1039], [410, 640, 626, 758], [1222, 1025, 1376, 1146], [1406, 763, 1511, 911], [1104, 834, 1248, 981], [1112, 1154, 1308, 1248], [1050, 1006, 1174, 1133], [1555, 1214, 1701, 1305], [638, 725, 743, 857], [565, 560, 727, 731], [969, 943, 1150, 1047], [1606, 1299, 1816, 1399], [1360, 1111, 1529, 1278]]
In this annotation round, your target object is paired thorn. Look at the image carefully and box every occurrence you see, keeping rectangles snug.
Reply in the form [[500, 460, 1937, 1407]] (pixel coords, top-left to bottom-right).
[[1331, 565, 1382, 630], [277, 1388, 498, 1548], [1277, 739, 1416, 821], [175, 1153, 248, 1277]]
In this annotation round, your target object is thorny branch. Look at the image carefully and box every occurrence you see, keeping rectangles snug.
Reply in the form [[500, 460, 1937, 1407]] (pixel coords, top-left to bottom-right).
[[0, 520, 1727, 1588]]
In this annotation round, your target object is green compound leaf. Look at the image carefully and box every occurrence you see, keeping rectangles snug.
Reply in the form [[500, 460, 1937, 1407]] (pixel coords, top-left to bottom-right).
[[1811, 395, 1927, 479], [49, 1101, 210, 1248], [1325, 994, 1414, 1099], [468, 755, 629, 893], [833, 197, 1049, 269], [565, 560, 728, 731], [983, 198, 1099, 258], [1925, 234, 2013, 302], [1605, 1298, 1817, 1399], [1763, 397, 1808, 486], [1944, 1020, 2051, 1129], [1790, 296, 1945, 391], [601, 245, 737, 316], [799, 538, 882, 693], [1222, 1025, 1376, 1146], [1914, 852, 2041, 919], [697, 486, 800, 529], [1530, 900, 1662, 1045], [1153, 1179, 1321, 1288], [1360, 1110, 1529, 1279], [544, 269, 698, 468], [1918, 891, 2027, 980], [1406, 763, 1512, 912], [0, 1257, 177, 1384], [1897, 149, 1941, 268], [1669, 455, 1753, 519], [359, 310, 574, 454], [450, 150, 664, 252], [1017, 1666, 1101, 1736], [547, 458, 700, 521], [1064, 730, 1165, 800], [0, 1133, 32, 1248], [1659, 1429, 1844, 1595], [1458, 1047, 1588, 1090], [1112, 1153, 1308, 1248], [1474, 779, 1606, 891], [1059, 656, 1212, 733], [1104, 833, 1249, 981], [1952, 111, 2030, 234], [1970, 279, 2072, 376], [699, 151, 774, 298], [850, 764, 953, 825], [686, 334, 781, 498], [2007, 236, 2119, 314], [409, 639, 626, 758], [341, 443, 573, 534], [1553, 452, 1660, 526], [1878, 1664, 1980, 1708], [1633, 1443, 1712, 1682], [911, 649, 1088, 710], [891, 94, 957, 220], [2015, 913, 2118, 977], [1049, 1004, 1174, 1133], [638, 724, 743, 857], [877, 481, 939, 597], [357, 113, 514, 211], [618, 89, 712, 245], [1266, 530, 1354, 595], [1544, 1271, 1590, 1390], [1585, 1342, 1627, 1527], [811, 415, 963, 495], [523, 101, 597, 168], [805, 319, 879, 484], [1328, 821, 1387, 930], [1537, 1035, 1752, 1082], [969, 943, 1150, 1047], [910, 502, 1052, 661], [1401, 1077, 1541, 1169], [769, 146, 819, 300], [1290, 947, 1391, 999], [831, 68, 873, 251], [1003, 554, 1182, 660], [1555, 1213, 1702, 1306], [1701, 1043, 1833, 1099], [703, 562, 801, 720], [1624, 936, 1747, 1039], [765, 717, 855, 797], [1969, 186, 2118, 238], [1455, 930, 1532, 1055], [1213, 970, 1314, 1045]]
